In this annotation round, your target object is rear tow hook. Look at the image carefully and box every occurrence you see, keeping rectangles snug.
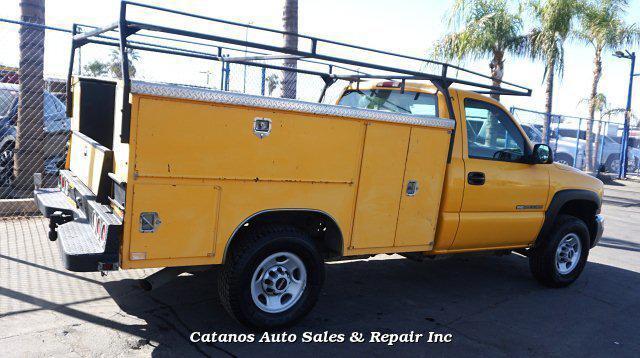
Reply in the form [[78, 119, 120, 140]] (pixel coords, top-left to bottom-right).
[[48, 211, 72, 241]]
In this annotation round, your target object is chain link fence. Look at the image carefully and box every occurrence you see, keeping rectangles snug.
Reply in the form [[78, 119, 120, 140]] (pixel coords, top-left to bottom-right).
[[511, 106, 640, 176], [1, 19, 71, 218]]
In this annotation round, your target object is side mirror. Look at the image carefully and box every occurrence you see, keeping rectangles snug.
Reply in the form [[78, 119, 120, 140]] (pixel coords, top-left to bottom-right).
[[532, 144, 553, 164]]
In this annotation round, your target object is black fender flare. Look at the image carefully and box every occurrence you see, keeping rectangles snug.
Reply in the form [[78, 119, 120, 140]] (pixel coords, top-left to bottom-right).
[[534, 189, 601, 248]]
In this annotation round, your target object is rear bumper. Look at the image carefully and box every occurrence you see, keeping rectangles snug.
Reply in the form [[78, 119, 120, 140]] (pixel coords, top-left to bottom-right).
[[592, 214, 604, 248], [34, 170, 122, 272]]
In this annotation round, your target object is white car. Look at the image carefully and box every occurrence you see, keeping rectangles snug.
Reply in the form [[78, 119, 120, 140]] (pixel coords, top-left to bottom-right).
[[520, 124, 585, 168]]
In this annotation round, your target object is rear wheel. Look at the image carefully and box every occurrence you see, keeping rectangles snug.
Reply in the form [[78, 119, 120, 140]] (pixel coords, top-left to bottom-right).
[[218, 225, 324, 330], [529, 215, 590, 287]]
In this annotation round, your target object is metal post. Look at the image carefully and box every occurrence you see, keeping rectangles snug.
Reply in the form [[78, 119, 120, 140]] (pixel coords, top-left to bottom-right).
[[553, 115, 560, 153], [224, 61, 230, 91], [574, 118, 582, 169], [260, 67, 266, 96], [598, 121, 607, 169], [619, 52, 635, 179]]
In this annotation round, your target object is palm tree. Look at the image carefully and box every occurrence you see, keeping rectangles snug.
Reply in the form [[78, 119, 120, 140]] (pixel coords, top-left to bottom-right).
[[434, 0, 528, 102], [580, 93, 610, 168], [83, 60, 109, 77], [528, 0, 583, 144], [577, 0, 640, 171], [282, 0, 298, 99], [14, 0, 45, 197], [109, 49, 140, 79]]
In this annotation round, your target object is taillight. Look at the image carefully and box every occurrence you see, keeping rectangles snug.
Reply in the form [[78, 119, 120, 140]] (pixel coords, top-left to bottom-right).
[[101, 223, 108, 242], [93, 213, 100, 235], [91, 213, 109, 241]]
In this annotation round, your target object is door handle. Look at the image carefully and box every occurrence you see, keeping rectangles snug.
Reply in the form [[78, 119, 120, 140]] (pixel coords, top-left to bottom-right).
[[467, 172, 485, 185]]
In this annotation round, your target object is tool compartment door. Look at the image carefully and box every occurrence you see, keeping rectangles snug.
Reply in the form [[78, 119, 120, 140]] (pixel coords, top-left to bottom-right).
[[350, 123, 410, 249], [350, 124, 450, 250], [394, 127, 450, 248], [128, 183, 220, 260]]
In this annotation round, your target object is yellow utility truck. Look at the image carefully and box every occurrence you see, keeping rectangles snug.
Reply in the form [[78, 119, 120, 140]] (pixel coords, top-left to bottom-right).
[[34, 2, 603, 329]]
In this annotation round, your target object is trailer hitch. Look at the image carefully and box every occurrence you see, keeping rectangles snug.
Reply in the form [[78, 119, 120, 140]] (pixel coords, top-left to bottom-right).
[[48, 211, 73, 241]]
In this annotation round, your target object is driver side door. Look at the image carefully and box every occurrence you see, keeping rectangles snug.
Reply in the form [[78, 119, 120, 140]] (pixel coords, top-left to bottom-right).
[[450, 94, 549, 250]]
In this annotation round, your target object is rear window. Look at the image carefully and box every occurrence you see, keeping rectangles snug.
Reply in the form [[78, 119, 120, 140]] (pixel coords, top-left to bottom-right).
[[338, 89, 438, 116]]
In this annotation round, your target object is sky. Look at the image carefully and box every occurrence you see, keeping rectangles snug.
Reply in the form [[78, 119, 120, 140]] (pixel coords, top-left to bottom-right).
[[0, 0, 638, 123]]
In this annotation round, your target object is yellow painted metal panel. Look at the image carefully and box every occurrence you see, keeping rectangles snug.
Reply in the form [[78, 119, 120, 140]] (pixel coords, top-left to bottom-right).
[[350, 123, 410, 249], [133, 97, 363, 183], [68, 132, 112, 194], [446, 90, 550, 249], [461, 160, 549, 213], [394, 127, 450, 247], [128, 183, 220, 260], [453, 211, 543, 249], [120, 179, 358, 268]]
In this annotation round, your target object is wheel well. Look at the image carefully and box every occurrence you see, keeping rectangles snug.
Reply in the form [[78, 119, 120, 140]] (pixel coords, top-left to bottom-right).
[[223, 210, 344, 263], [554, 152, 574, 163], [557, 199, 599, 245]]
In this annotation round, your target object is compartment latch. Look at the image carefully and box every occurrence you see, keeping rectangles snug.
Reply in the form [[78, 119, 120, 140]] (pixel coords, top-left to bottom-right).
[[140, 212, 161, 233]]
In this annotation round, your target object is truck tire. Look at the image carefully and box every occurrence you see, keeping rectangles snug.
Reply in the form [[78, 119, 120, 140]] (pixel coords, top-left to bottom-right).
[[554, 153, 574, 167], [218, 225, 324, 330], [529, 215, 590, 288]]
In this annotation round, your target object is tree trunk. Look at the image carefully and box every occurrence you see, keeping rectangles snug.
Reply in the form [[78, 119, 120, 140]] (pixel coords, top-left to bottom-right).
[[485, 50, 504, 147], [542, 60, 555, 145], [14, 0, 45, 197], [489, 50, 504, 102], [585, 46, 602, 172], [593, 118, 603, 170], [282, 0, 298, 99]]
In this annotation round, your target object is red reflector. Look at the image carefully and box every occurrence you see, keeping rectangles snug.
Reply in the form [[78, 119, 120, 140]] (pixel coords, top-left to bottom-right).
[[377, 81, 401, 88], [101, 224, 108, 241]]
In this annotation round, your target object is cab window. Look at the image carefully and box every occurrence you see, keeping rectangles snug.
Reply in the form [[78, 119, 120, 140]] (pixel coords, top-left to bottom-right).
[[338, 89, 438, 116], [464, 98, 527, 162]]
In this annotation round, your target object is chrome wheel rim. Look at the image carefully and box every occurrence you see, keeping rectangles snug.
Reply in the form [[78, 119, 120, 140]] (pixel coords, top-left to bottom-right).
[[555, 233, 582, 275], [610, 159, 620, 173], [251, 252, 307, 313]]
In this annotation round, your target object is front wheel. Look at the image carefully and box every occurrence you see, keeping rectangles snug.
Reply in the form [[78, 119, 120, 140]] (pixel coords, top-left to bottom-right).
[[529, 215, 590, 288], [218, 225, 324, 330]]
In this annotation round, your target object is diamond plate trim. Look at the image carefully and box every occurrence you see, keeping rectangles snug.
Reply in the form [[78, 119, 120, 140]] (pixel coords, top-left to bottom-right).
[[130, 81, 455, 129]]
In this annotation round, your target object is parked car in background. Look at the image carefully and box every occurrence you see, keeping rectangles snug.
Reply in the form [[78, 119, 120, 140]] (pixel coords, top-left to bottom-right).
[[0, 83, 70, 188], [555, 128, 640, 173], [520, 123, 585, 168]]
